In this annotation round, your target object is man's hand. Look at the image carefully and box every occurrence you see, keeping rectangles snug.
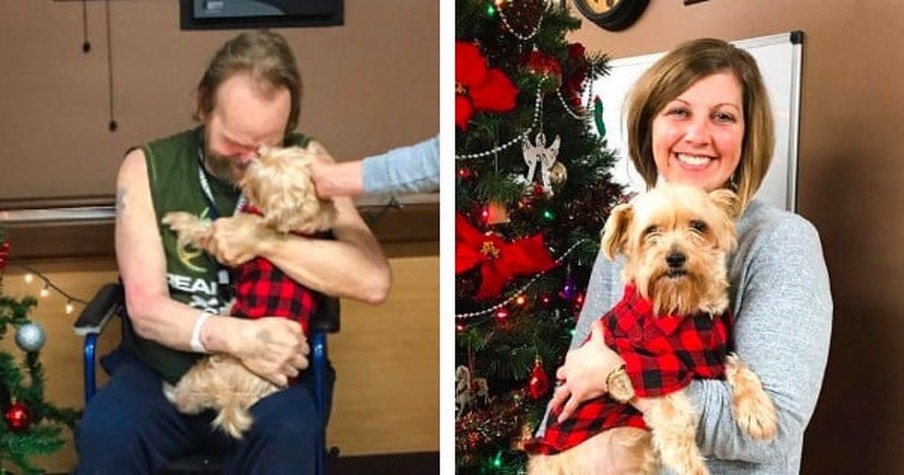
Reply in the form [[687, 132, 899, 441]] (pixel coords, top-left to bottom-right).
[[231, 317, 310, 387], [549, 320, 624, 422], [199, 214, 272, 266]]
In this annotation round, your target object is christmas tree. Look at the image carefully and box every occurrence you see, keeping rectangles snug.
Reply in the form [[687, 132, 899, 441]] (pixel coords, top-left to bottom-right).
[[455, 0, 625, 472], [0, 225, 79, 474]]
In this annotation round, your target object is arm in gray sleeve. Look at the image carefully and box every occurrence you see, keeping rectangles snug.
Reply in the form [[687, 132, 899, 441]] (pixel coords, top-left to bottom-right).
[[688, 214, 833, 464], [570, 252, 623, 350], [361, 135, 439, 195]]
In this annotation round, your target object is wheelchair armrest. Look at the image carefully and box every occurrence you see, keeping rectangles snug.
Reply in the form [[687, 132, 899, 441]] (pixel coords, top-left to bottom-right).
[[310, 294, 340, 334], [74, 283, 124, 336]]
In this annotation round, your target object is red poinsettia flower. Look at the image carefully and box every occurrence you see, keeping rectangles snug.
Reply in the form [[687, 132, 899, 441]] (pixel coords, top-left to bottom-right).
[[456, 41, 519, 130], [456, 213, 557, 300]]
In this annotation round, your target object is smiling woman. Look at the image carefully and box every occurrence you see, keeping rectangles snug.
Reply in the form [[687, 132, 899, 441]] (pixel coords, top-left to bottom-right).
[[650, 72, 745, 193]]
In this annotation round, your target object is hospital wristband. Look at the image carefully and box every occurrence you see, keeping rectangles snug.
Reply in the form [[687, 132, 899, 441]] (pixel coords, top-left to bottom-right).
[[190, 311, 213, 353]]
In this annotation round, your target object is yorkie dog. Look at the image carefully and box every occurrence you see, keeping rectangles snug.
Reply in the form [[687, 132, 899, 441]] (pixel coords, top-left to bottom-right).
[[526, 183, 777, 475], [161, 144, 336, 438]]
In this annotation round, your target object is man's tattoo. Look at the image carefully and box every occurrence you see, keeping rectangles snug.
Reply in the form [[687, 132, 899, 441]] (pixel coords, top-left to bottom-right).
[[115, 186, 127, 219]]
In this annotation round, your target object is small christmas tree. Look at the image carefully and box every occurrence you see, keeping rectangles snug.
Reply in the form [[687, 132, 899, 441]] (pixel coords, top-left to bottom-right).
[[0, 224, 79, 474], [455, 0, 625, 472]]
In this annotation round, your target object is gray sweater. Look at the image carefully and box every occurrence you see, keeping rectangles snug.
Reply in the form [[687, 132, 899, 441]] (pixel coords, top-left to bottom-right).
[[563, 199, 833, 474], [361, 136, 439, 195]]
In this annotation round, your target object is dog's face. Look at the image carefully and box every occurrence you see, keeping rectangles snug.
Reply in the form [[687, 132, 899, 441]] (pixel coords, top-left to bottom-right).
[[601, 183, 740, 316], [239, 145, 337, 234]]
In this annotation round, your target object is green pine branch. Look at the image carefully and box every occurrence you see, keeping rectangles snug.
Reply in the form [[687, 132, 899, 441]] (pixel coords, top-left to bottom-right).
[[456, 0, 624, 470], [0, 292, 80, 472]]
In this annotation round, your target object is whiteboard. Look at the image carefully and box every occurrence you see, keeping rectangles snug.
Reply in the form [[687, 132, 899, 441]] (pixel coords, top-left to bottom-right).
[[591, 32, 803, 211]]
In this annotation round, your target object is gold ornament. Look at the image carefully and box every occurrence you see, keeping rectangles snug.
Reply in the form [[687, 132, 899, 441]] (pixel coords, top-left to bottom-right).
[[549, 161, 568, 185]]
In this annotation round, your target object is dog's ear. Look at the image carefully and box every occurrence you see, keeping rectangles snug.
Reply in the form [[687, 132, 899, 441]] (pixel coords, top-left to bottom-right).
[[709, 188, 742, 220], [601, 203, 633, 261]]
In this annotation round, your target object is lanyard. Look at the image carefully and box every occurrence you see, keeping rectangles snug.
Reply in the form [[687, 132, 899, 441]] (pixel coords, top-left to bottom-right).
[[197, 147, 246, 219], [196, 147, 245, 294]]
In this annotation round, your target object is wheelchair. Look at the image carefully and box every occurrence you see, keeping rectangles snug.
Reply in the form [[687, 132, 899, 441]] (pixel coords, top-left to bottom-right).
[[74, 282, 340, 474]]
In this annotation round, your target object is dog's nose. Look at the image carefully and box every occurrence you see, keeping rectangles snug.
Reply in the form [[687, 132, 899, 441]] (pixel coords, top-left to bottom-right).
[[666, 251, 686, 269]]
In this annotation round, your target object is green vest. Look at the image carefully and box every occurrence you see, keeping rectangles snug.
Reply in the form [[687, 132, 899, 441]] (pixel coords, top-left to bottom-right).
[[124, 126, 311, 383]]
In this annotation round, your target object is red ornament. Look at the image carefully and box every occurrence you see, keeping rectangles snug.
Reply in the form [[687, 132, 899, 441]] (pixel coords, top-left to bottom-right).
[[0, 240, 10, 270], [564, 42, 590, 107], [528, 360, 550, 400], [5, 401, 31, 432], [526, 50, 562, 86]]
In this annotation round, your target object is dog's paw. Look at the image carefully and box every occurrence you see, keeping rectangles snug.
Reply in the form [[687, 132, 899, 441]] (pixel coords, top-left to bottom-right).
[[734, 391, 778, 440], [162, 212, 211, 244], [161, 211, 198, 229], [726, 354, 778, 440]]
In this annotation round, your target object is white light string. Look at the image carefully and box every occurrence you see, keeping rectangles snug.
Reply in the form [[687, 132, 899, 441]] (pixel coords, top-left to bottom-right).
[[456, 86, 544, 161], [3, 262, 89, 315]]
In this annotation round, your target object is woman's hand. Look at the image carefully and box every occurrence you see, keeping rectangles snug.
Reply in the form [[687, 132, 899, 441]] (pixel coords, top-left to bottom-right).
[[230, 317, 310, 387], [308, 158, 364, 199], [550, 320, 625, 422]]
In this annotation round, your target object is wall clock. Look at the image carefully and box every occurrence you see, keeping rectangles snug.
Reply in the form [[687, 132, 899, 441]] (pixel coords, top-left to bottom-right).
[[573, 0, 650, 32]]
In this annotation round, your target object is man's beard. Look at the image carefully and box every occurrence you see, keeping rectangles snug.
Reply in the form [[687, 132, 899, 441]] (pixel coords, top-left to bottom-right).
[[204, 148, 246, 184]]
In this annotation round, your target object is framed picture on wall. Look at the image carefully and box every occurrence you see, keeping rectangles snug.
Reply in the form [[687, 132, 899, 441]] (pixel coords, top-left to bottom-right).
[[180, 0, 343, 30]]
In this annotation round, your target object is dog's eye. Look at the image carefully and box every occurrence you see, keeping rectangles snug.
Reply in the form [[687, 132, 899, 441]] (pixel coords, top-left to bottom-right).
[[690, 220, 708, 233], [643, 225, 660, 237]]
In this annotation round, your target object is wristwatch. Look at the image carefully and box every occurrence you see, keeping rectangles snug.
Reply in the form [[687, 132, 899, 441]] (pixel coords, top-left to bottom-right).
[[606, 364, 635, 403]]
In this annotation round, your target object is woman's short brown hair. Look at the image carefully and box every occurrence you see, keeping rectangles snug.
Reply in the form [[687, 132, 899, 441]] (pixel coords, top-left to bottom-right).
[[625, 38, 774, 208], [194, 30, 302, 134]]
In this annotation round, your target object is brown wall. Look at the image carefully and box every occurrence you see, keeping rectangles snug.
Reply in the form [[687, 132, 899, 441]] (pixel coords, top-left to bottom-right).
[[0, 0, 437, 202], [568, 1, 899, 473]]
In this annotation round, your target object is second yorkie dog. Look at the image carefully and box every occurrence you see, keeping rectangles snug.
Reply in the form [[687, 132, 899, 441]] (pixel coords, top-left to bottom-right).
[[526, 183, 777, 475], [161, 144, 337, 439]]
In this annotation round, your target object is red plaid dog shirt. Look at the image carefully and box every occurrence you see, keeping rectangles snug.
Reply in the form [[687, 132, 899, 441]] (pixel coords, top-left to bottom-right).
[[228, 205, 327, 336], [525, 284, 733, 455]]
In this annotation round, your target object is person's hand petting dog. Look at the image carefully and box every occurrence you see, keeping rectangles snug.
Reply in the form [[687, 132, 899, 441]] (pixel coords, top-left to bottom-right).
[[550, 320, 624, 422], [307, 149, 364, 200]]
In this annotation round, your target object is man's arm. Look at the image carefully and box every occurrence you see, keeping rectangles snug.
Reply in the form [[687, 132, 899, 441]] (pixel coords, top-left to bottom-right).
[[115, 148, 309, 386], [258, 194, 391, 303]]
